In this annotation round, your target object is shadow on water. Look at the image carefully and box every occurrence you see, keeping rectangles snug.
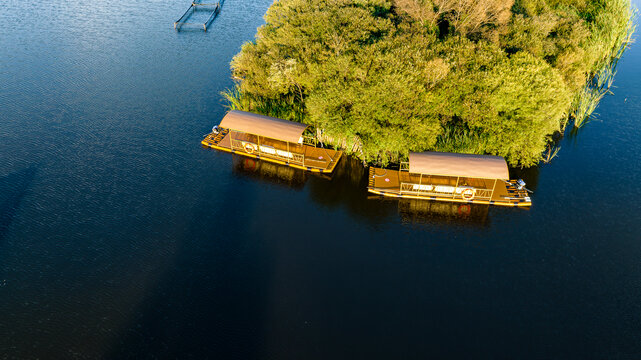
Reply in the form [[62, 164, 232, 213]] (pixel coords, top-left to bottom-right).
[[314, 156, 540, 227], [509, 165, 540, 192], [232, 155, 309, 190], [230, 155, 537, 227], [106, 158, 270, 359], [397, 199, 490, 228], [305, 156, 399, 223], [105, 153, 540, 359], [566, 122, 587, 141], [0, 166, 37, 241]]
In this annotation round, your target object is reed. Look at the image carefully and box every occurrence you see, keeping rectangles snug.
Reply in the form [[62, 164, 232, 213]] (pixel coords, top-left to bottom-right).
[[604, 0, 637, 67], [570, 85, 606, 128], [569, 1, 636, 129], [570, 59, 623, 128], [221, 87, 249, 111], [221, 86, 307, 123], [541, 143, 561, 164], [224, 0, 635, 166], [435, 126, 489, 154]]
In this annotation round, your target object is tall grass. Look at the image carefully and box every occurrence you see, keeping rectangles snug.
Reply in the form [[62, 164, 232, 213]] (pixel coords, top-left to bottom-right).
[[569, 1, 636, 128], [570, 83, 608, 128], [435, 126, 489, 154], [221, 86, 307, 123], [221, 87, 250, 111], [222, 0, 636, 167], [541, 143, 561, 163]]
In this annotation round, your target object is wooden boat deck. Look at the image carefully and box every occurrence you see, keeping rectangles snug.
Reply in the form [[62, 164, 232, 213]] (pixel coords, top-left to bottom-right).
[[201, 128, 342, 173], [367, 167, 531, 207]]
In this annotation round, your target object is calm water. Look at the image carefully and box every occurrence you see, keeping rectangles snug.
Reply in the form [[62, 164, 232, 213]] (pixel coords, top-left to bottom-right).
[[1, 1, 640, 359]]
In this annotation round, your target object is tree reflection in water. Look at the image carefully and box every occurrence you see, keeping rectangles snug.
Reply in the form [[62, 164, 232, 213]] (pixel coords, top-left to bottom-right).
[[231, 154, 538, 227]]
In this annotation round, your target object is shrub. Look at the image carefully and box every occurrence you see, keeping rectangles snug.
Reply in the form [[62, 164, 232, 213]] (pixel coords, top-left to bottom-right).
[[226, 0, 634, 166]]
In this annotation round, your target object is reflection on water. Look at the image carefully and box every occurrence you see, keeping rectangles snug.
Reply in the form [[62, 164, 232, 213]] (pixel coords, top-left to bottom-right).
[[307, 156, 538, 226], [397, 199, 490, 227], [509, 164, 540, 192], [231, 154, 536, 227], [3, 0, 640, 356], [232, 155, 309, 189]]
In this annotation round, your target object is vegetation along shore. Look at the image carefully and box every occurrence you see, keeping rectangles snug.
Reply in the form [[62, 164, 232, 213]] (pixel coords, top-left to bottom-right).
[[224, 0, 635, 167]]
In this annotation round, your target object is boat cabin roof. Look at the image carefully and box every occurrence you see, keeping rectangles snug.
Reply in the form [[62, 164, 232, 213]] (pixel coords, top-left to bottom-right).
[[219, 110, 309, 144], [409, 152, 509, 180]]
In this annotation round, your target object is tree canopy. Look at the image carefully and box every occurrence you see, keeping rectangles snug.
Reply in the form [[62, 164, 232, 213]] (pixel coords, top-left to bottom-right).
[[226, 0, 634, 166]]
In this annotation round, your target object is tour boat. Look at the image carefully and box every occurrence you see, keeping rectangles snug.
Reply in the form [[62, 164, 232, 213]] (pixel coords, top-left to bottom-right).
[[368, 151, 532, 207], [202, 110, 342, 173]]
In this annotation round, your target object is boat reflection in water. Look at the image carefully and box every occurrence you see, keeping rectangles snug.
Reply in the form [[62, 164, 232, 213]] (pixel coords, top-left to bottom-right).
[[397, 198, 490, 227], [231, 154, 538, 227], [232, 154, 310, 190]]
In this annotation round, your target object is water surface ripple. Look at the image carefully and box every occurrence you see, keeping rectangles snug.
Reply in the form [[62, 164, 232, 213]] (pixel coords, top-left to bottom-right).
[[0, 1, 640, 359]]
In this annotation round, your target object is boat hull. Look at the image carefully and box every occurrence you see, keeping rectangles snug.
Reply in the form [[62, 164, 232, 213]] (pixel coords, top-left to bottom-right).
[[201, 128, 342, 174], [367, 167, 531, 207]]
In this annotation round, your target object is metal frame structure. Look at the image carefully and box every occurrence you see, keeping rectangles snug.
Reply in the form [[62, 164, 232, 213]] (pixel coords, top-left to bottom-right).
[[229, 131, 306, 166], [397, 161, 498, 200], [225, 129, 341, 170], [174, 2, 221, 31]]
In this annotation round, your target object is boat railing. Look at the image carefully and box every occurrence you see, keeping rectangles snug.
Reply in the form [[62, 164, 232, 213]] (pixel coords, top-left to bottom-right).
[[292, 153, 305, 164], [400, 182, 493, 201], [231, 139, 305, 165], [400, 162, 410, 172], [302, 136, 317, 146], [471, 189, 493, 199]]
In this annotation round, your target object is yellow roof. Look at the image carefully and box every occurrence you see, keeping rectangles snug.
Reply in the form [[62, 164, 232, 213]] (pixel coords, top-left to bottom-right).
[[219, 110, 308, 143], [409, 152, 509, 180]]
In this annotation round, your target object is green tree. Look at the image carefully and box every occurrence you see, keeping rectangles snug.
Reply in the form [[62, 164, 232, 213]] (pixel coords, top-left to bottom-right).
[[226, 0, 634, 166]]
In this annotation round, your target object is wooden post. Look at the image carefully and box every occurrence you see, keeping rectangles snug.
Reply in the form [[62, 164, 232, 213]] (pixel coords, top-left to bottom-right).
[[491, 178, 498, 201], [454, 176, 460, 199]]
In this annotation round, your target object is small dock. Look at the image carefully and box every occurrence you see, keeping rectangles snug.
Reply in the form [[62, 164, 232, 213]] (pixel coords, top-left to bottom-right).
[[174, 2, 222, 31]]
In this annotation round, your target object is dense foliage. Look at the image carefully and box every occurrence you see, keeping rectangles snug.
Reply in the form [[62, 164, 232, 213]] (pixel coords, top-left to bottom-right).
[[226, 0, 634, 166]]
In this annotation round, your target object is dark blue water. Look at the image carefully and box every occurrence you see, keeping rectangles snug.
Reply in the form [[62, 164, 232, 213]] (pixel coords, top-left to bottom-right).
[[1, 1, 640, 359]]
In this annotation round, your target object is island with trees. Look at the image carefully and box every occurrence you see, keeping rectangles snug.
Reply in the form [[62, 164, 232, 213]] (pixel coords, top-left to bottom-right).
[[224, 0, 635, 167]]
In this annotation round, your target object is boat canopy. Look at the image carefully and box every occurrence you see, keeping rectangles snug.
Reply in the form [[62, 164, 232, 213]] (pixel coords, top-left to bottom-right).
[[219, 110, 308, 144], [409, 152, 509, 180]]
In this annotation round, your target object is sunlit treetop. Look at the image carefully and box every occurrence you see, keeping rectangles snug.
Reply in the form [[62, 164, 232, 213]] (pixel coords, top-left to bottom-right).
[[227, 0, 634, 166]]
